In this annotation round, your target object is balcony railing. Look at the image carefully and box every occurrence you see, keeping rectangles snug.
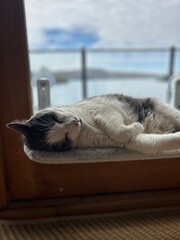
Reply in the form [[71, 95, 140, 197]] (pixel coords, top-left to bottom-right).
[[29, 47, 180, 110]]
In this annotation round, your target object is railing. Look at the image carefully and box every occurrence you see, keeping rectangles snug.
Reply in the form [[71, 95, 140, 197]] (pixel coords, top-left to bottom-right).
[[29, 47, 180, 109]]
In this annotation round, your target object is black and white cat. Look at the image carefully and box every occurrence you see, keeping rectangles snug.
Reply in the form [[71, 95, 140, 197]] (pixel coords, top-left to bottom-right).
[[6, 94, 180, 154]]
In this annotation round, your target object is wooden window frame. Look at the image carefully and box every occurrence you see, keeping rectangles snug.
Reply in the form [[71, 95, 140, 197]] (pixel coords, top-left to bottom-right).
[[0, 0, 180, 219]]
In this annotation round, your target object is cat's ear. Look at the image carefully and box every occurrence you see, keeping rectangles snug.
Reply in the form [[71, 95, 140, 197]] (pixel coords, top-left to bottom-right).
[[6, 122, 31, 137]]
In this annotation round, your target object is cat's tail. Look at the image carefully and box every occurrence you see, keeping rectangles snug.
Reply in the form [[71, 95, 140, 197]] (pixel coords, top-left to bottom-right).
[[125, 132, 180, 154]]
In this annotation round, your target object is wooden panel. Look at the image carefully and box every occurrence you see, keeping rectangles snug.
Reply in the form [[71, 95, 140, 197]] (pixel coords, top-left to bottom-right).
[[0, 130, 8, 208], [10, 157, 180, 200], [1, 189, 180, 219], [0, 0, 38, 200]]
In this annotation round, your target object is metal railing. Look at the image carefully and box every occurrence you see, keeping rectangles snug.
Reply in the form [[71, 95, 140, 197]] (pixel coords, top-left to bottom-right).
[[29, 47, 180, 99]]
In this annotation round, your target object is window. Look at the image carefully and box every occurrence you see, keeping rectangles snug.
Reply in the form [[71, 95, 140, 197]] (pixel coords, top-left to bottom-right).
[[24, 0, 180, 111], [1, 0, 180, 216]]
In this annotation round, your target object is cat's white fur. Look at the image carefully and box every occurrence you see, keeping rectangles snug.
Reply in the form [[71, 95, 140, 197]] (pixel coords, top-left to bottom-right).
[[38, 95, 180, 154]]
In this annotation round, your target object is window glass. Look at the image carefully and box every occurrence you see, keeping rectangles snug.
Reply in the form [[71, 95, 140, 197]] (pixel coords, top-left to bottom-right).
[[24, 0, 180, 111]]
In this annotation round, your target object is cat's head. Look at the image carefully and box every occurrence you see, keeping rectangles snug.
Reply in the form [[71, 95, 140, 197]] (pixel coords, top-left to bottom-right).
[[6, 109, 82, 152]]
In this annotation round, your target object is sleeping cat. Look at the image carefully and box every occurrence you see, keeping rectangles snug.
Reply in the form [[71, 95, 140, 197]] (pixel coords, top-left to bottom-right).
[[6, 94, 180, 154]]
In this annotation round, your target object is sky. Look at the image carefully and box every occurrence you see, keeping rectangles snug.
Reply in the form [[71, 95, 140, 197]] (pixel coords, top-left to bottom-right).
[[25, 0, 180, 49], [24, 0, 180, 106]]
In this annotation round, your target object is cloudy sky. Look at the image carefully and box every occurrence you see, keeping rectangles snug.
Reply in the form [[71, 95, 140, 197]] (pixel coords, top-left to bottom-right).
[[25, 0, 180, 49]]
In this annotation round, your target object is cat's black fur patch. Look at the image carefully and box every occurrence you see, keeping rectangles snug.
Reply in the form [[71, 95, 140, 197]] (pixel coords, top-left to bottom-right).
[[30, 111, 60, 125], [23, 111, 72, 152], [110, 94, 155, 122]]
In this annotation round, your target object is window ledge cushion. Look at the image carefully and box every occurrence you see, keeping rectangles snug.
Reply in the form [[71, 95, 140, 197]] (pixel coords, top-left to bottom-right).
[[24, 145, 180, 164]]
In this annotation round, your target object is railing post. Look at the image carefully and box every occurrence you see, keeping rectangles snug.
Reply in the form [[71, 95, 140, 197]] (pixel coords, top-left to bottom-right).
[[169, 46, 175, 78], [81, 48, 87, 99]]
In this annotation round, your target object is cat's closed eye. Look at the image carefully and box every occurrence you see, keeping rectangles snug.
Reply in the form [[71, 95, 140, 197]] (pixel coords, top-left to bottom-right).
[[51, 115, 63, 124], [30, 112, 64, 125]]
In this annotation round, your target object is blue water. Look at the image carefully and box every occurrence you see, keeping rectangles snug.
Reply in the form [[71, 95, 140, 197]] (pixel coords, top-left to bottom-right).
[[29, 50, 180, 111], [32, 77, 168, 111]]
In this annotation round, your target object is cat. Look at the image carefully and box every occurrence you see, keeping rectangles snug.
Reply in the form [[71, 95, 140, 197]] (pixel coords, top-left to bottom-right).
[[6, 93, 180, 154]]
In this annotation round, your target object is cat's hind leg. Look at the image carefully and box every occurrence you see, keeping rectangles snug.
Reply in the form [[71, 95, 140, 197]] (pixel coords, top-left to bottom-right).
[[153, 98, 180, 129], [125, 132, 180, 154], [94, 113, 144, 143]]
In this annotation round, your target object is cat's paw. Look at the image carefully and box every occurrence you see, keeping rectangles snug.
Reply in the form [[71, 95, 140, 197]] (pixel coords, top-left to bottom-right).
[[174, 131, 180, 136], [130, 122, 144, 135]]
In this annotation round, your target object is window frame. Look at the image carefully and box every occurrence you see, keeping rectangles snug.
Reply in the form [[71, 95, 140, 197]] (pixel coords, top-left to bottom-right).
[[0, 0, 180, 217]]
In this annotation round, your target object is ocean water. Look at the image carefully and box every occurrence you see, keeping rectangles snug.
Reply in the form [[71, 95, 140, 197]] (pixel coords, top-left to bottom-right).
[[32, 77, 168, 111], [29, 50, 180, 111]]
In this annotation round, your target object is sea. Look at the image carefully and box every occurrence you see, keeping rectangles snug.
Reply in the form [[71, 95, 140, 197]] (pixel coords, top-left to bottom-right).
[[32, 77, 169, 112], [29, 49, 180, 111]]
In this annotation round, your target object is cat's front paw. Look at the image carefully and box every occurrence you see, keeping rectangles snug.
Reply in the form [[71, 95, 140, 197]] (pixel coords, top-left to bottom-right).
[[130, 122, 144, 135]]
